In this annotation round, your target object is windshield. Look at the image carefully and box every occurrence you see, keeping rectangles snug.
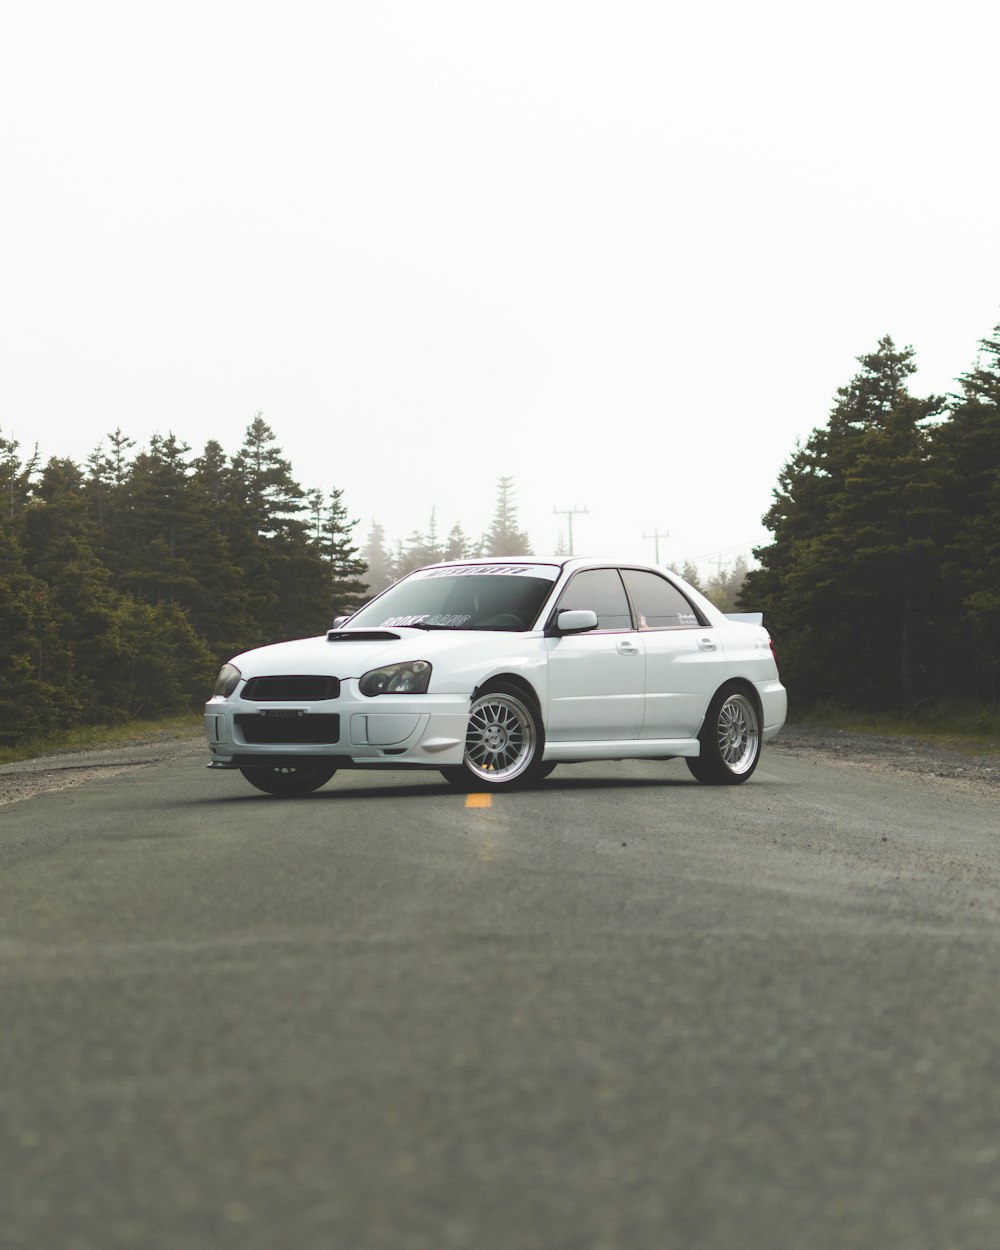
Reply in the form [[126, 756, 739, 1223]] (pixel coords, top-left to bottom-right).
[[348, 564, 561, 632]]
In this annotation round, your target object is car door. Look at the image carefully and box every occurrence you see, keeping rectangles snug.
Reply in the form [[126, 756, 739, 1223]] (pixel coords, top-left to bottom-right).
[[619, 567, 725, 739], [544, 567, 645, 741]]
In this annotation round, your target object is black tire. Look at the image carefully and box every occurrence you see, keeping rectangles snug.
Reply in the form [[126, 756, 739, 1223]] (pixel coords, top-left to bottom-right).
[[686, 684, 761, 785], [238, 765, 337, 796], [440, 682, 546, 791]]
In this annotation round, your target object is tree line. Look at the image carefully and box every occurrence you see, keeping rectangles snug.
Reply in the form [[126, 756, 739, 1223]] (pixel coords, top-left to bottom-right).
[[0, 416, 371, 745], [4, 315, 997, 746], [359, 475, 534, 595], [0, 426, 540, 746], [740, 322, 1000, 712]]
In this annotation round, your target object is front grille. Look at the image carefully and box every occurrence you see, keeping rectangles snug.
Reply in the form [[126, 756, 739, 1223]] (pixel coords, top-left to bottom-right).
[[241, 675, 340, 702], [236, 713, 341, 744]]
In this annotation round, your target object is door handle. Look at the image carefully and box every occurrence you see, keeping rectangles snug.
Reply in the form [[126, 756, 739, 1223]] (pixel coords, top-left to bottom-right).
[[698, 637, 717, 652], [617, 641, 639, 656]]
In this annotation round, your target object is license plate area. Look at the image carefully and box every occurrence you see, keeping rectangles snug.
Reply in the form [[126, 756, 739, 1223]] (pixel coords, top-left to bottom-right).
[[236, 713, 340, 744]]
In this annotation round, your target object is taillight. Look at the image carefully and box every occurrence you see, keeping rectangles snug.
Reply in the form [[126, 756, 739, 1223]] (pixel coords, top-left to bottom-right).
[[769, 638, 780, 669]]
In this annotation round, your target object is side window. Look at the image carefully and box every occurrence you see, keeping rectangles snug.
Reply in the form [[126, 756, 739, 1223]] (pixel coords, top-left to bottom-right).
[[558, 568, 632, 631], [621, 568, 703, 629]]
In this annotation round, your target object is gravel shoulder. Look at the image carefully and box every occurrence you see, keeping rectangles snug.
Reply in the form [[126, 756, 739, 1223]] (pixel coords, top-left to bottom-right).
[[772, 723, 1000, 791], [0, 730, 204, 807], [1, 723, 997, 807]]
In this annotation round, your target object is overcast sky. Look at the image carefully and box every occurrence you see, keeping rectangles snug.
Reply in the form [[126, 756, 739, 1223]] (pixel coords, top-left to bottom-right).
[[2, 1, 998, 574]]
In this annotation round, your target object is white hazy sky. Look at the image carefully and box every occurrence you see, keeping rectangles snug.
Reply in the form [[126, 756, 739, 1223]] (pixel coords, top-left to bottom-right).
[[2, 1, 998, 575]]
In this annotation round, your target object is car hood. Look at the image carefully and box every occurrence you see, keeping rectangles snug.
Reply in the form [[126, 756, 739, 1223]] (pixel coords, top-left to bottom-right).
[[230, 627, 526, 681]]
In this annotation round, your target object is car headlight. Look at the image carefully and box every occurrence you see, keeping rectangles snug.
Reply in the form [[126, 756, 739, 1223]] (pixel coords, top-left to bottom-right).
[[359, 661, 431, 697], [213, 663, 242, 698]]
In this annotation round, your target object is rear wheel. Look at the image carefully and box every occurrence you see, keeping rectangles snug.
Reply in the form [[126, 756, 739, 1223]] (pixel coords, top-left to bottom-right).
[[238, 765, 337, 795], [440, 682, 546, 791], [686, 685, 761, 785]]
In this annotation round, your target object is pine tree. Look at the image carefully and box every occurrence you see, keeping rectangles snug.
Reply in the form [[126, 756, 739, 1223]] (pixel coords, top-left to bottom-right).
[[704, 556, 748, 613], [85, 428, 137, 575], [0, 526, 72, 742], [932, 323, 1000, 697], [443, 521, 471, 561], [226, 416, 315, 641], [742, 337, 946, 709], [361, 520, 394, 596], [316, 488, 368, 618], [671, 560, 703, 591], [21, 458, 94, 567], [395, 509, 447, 576], [189, 440, 259, 656], [0, 428, 39, 524], [482, 477, 532, 555], [229, 413, 308, 540]]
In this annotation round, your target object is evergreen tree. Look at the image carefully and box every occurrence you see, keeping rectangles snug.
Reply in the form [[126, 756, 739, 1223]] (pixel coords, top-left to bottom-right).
[[482, 476, 532, 555], [316, 488, 368, 619], [742, 337, 946, 709], [20, 458, 94, 566], [671, 560, 703, 591], [36, 533, 130, 723], [704, 556, 748, 613], [0, 428, 39, 524], [361, 520, 394, 596], [932, 323, 1000, 697], [116, 434, 204, 605], [85, 427, 137, 574], [395, 509, 447, 577], [229, 413, 308, 540], [0, 527, 72, 743], [443, 521, 471, 561], [226, 415, 316, 641], [189, 439, 259, 657]]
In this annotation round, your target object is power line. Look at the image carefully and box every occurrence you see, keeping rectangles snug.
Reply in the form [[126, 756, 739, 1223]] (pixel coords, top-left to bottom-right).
[[686, 540, 761, 564]]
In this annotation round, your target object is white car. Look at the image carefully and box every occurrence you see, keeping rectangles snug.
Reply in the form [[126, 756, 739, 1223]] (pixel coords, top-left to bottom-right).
[[205, 557, 786, 795]]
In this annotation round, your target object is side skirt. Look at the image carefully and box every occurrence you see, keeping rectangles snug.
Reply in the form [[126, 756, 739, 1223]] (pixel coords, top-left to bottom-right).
[[542, 738, 701, 762]]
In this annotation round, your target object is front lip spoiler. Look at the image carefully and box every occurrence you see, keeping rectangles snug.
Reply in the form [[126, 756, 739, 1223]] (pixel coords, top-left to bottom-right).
[[209, 753, 351, 769], [208, 754, 447, 771]]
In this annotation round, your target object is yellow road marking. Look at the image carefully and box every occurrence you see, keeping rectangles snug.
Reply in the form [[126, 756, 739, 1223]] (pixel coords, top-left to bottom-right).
[[465, 793, 492, 809]]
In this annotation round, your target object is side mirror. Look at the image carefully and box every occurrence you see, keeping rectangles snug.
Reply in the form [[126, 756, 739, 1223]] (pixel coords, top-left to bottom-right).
[[331, 615, 350, 629], [556, 609, 598, 634]]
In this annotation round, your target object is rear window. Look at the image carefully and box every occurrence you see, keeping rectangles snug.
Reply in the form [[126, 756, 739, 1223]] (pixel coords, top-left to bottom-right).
[[621, 568, 702, 629]]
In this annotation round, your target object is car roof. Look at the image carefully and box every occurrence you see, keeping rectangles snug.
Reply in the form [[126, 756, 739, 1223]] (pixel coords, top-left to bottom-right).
[[414, 556, 671, 573]]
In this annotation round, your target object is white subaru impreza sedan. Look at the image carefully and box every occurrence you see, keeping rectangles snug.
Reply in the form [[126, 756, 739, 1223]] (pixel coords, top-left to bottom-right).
[[205, 557, 786, 795]]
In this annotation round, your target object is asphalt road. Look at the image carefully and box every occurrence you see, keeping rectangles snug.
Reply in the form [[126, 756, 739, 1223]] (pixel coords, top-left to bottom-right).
[[3, 743, 1000, 1250]]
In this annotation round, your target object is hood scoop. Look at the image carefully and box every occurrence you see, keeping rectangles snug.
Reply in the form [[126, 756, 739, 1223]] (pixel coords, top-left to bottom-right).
[[326, 629, 402, 642]]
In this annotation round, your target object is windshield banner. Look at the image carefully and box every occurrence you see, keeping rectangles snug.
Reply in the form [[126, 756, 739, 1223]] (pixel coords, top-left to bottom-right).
[[410, 564, 560, 581]]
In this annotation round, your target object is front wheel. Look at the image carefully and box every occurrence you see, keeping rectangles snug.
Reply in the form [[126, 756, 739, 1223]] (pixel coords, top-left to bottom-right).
[[440, 683, 546, 791], [686, 686, 761, 785], [238, 765, 337, 796]]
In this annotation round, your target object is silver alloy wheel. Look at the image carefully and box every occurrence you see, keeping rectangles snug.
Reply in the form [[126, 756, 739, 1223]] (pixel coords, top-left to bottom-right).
[[716, 692, 759, 774], [464, 690, 538, 784]]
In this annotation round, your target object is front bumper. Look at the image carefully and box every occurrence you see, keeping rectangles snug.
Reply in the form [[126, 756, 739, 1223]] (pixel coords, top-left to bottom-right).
[[205, 686, 471, 769]]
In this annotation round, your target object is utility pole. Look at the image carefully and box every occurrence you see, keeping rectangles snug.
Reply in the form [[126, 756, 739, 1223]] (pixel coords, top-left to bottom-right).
[[643, 528, 669, 564], [553, 504, 589, 555]]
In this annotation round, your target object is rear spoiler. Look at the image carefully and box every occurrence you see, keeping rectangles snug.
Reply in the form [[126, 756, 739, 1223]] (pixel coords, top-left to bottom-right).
[[724, 612, 763, 626]]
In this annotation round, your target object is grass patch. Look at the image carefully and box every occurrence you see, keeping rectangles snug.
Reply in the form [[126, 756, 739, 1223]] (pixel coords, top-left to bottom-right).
[[0, 714, 202, 766], [797, 699, 1000, 755]]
